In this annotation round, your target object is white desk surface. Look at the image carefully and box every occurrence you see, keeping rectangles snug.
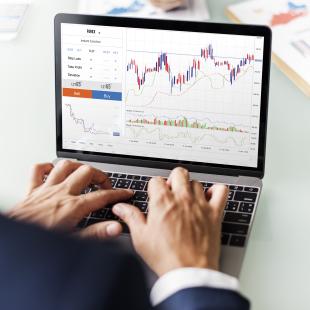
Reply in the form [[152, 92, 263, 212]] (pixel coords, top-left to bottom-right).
[[0, 1, 309, 309]]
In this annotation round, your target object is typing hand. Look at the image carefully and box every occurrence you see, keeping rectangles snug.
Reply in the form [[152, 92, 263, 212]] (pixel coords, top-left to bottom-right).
[[8, 160, 133, 239], [113, 167, 228, 276], [150, 0, 186, 11]]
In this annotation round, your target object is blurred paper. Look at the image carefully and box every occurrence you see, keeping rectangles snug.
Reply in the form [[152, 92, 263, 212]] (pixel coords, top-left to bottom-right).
[[0, 3, 29, 40], [78, 0, 209, 21], [226, 0, 310, 96]]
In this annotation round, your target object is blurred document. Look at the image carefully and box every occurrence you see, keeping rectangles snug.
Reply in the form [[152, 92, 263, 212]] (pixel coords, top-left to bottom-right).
[[226, 0, 310, 96], [0, 3, 28, 40], [78, 0, 209, 21]]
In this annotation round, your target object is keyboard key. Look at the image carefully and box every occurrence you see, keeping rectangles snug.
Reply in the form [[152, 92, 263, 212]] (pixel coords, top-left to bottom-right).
[[230, 235, 246, 247], [130, 181, 146, 191], [207, 182, 214, 187], [89, 184, 100, 192], [200, 182, 207, 187], [228, 191, 235, 200], [234, 191, 257, 203], [113, 173, 126, 179], [244, 187, 259, 193], [133, 191, 148, 201], [82, 186, 92, 194], [91, 208, 107, 219], [221, 233, 230, 245], [77, 218, 88, 228], [121, 222, 129, 234], [115, 179, 131, 189], [141, 176, 151, 181], [87, 218, 104, 226], [105, 209, 119, 220], [106, 172, 112, 177], [239, 202, 255, 213], [222, 223, 249, 235], [229, 185, 244, 191], [109, 178, 117, 187], [226, 201, 239, 211], [134, 201, 148, 212], [127, 175, 140, 180], [224, 212, 251, 224]]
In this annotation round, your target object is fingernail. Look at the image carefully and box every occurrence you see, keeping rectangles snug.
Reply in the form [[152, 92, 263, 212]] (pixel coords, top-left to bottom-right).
[[106, 223, 120, 237], [113, 204, 124, 216]]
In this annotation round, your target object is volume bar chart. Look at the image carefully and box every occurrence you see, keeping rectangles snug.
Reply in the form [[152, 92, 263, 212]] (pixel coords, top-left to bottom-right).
[[128, 117, 248, 133]]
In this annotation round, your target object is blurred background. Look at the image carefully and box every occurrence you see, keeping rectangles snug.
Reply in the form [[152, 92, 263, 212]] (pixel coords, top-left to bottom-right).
[[0, 1, 309, 309]]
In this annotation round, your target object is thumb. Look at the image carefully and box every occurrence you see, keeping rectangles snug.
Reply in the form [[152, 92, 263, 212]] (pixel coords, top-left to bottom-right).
[[113, 203, 146, 240], [78, 221, 122, 240]]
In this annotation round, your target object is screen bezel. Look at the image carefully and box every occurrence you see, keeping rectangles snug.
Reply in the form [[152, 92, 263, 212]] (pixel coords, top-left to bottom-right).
[[54, 13, 271, 178]]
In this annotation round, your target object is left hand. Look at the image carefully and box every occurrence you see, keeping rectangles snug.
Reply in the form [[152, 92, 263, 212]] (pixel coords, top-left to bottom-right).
[[7, 160, 133, 239]]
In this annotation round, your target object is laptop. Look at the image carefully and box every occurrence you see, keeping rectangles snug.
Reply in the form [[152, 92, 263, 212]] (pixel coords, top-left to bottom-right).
[[54, 14, 271, 278]]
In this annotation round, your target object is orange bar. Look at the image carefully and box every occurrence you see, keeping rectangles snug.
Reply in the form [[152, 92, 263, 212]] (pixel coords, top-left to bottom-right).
[[63, 88, 92, 99]]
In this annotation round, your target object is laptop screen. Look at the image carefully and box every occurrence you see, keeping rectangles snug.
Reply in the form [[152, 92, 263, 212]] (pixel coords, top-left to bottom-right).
[[60, 23, 265, 168]]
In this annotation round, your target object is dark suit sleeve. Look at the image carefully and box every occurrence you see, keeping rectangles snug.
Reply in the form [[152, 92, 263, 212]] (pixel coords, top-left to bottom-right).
[[155, 287, 250, 310], [0, 215, 250, 310], [0, 215, 151, 310]]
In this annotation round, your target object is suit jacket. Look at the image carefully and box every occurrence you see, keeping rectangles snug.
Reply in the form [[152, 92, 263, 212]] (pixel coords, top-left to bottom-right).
[[0, 215, 250, 310]]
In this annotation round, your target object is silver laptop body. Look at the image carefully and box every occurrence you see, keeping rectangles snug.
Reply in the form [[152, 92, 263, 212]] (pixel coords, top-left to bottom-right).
[[54, 14, 272, 278]]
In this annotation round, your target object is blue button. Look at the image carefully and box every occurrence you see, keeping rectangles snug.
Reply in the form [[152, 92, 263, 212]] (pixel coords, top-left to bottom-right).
[[92, 90, 122, 101]]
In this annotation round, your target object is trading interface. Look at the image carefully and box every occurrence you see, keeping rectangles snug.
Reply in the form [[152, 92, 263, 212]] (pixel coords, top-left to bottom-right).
[[61, 23, 264, 167]]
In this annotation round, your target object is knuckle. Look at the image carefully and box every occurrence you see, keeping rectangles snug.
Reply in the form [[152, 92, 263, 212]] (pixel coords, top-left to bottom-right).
[[58, 159, 72, 169], [80, 164, 94, 174]]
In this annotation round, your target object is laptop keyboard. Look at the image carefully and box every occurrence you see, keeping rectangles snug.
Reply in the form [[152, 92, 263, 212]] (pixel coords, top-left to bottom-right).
[[78, 172, 259, 248]]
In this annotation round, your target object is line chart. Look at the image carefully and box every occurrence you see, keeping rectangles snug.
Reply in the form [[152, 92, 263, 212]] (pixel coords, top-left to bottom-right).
[[126, 124, 250, 147], [65, 104, 108, 135]]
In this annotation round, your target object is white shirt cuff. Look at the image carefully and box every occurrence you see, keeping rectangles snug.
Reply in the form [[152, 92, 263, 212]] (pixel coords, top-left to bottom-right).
[[150, 268, 239, 306]]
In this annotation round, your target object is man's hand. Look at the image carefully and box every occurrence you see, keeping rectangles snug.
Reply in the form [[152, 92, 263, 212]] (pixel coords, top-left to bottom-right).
[[113, 167, 228, 276], [150, 0, 185, 11], [8, 160, 133, 239]]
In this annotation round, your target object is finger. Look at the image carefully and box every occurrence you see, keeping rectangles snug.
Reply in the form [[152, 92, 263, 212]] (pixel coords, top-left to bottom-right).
[[207, 184, 229, 216], [78, 221, 122, 239], [148, 176, 171, 202], [77, 189, 133, 217], [65, 165, 110, 195], [168, 167, 191, 195], [113, 203, 146, 241], [45, 160, 83, 186], [28, 163, 54, 193], [191, 180, 205, 202]]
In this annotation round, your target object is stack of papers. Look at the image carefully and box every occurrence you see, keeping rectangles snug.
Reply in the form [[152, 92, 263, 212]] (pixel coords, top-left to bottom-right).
[[78, 0, 209, 21], [226, 0, 310, 97]]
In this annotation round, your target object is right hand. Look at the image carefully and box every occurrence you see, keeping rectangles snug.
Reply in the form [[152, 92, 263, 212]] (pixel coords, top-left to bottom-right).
[[113, 167, 228, 276], [150, 0, 186, 11]]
